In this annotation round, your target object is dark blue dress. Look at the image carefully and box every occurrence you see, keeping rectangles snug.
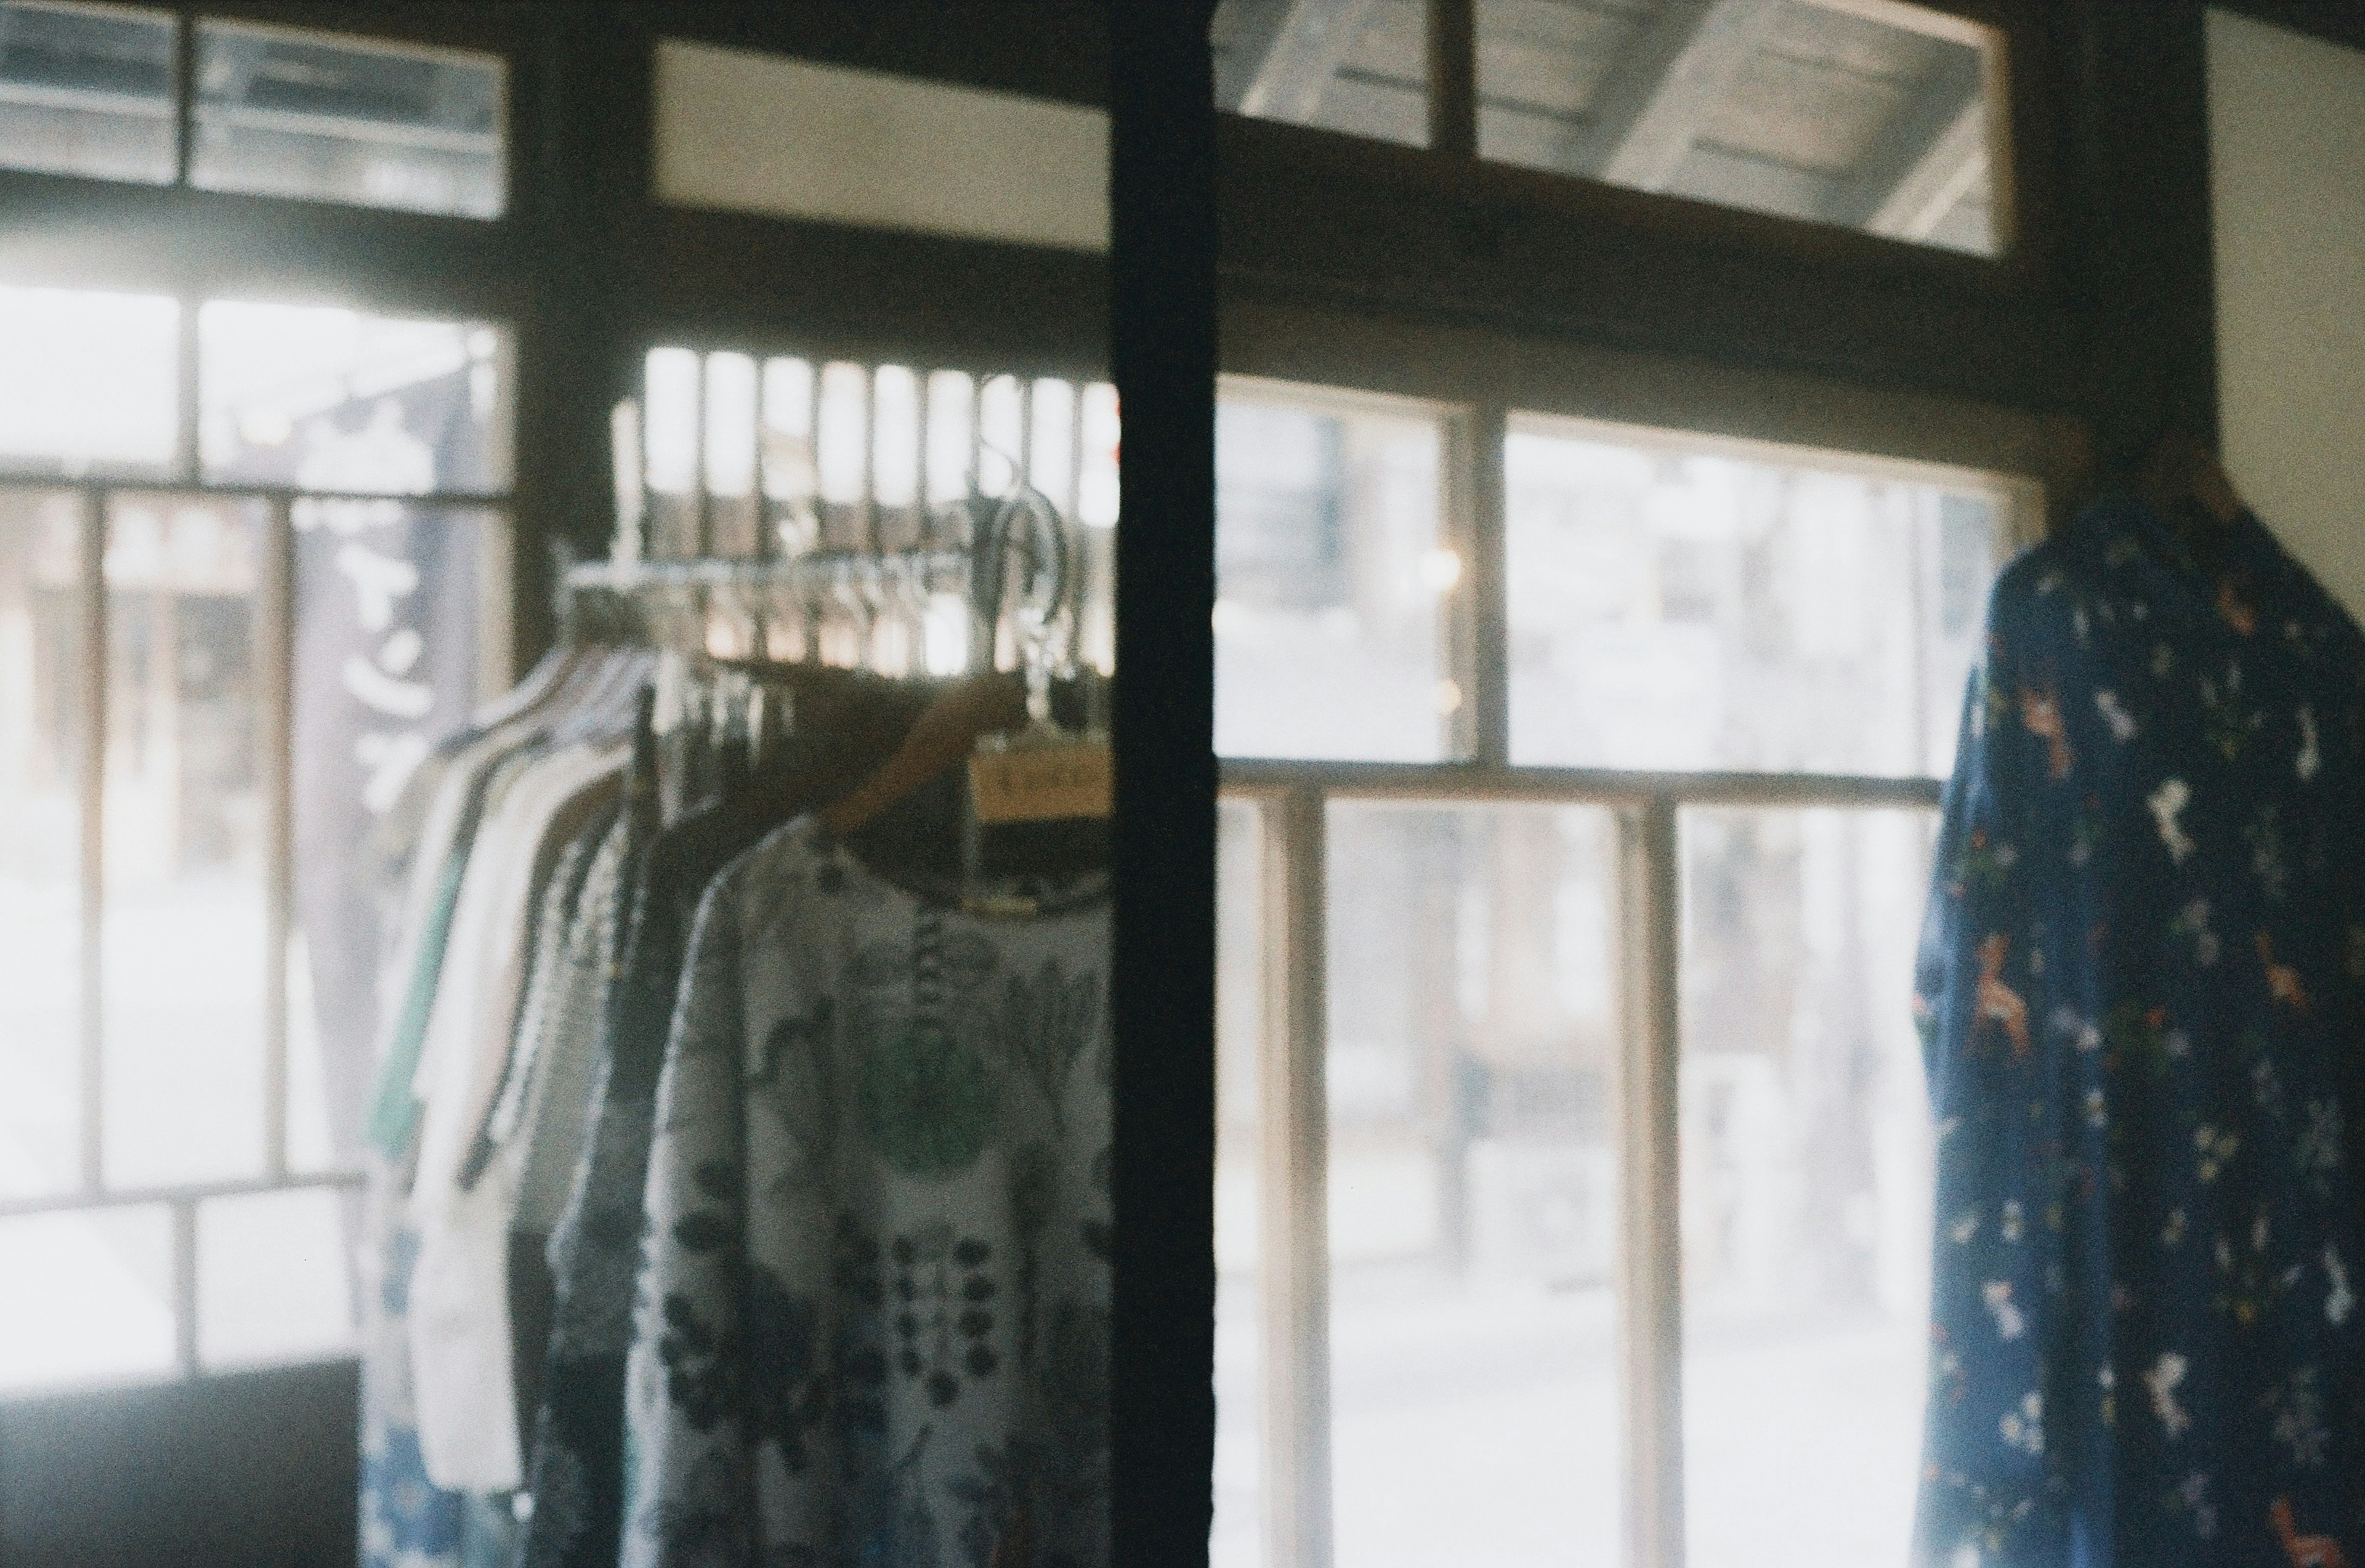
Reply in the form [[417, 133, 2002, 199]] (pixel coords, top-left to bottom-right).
[[1915, 496, 2365, 1567]]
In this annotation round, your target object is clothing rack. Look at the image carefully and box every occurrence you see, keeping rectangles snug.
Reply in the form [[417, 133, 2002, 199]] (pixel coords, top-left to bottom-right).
[[556, 482, 1085, 679]]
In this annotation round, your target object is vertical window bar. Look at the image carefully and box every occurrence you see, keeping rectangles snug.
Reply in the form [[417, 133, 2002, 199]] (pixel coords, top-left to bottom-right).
[[1067, 380, 1086, 526], [171, 1197, 198, 1375], [1452, 401, 1508, 766], [913, 369, 932, 544], [1017, 378, 1036, 504], [78, 488, 108, 1195], [1428, 0, 1478, 159], [743, 362, 764, 563], [860, 365, 879, 556], [480, 512, 516, 703], [176, 297, 201, 488], [693, 352, 713, 559], [1618, 798, 1686, 1568], [1264, 785, 1335, 1568], [172, 6, 195, 187], [262, 497, 294, 1181]]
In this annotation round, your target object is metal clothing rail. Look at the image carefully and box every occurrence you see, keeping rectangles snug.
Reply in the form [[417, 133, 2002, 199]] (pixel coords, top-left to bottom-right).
[[561, 549, 972, 596]]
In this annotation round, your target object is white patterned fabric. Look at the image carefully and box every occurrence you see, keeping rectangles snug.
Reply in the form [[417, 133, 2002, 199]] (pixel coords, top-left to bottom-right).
[[621, 817, 1112, 1568]]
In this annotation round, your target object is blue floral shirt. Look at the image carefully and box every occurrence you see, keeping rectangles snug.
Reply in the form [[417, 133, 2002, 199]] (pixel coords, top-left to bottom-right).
[[1916, 496, 2365, 1567]]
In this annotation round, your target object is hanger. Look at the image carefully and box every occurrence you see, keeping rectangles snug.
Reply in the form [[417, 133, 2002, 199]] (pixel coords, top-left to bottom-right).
[[818, 485, 1082, 841]]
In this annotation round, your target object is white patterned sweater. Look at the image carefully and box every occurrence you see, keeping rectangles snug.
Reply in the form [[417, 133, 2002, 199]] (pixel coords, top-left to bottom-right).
[[620, 817, 1111, 1568]]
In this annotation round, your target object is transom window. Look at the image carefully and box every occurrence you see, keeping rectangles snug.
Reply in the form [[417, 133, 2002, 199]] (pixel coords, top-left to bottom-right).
[[1211, 0, 2012, 258], [0, 1, 507, 218]]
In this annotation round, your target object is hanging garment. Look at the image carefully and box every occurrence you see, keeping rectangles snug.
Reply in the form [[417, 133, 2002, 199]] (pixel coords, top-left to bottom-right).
[[360, 1159, 467, 1568], [410, 741, 628, 1492], [620, 817, 1112, 1568], [1915, 496, 2365, 1566], [519, 791, 779, 1568], [488, 802, 634, 1474], [363, 722, 559, 1568]]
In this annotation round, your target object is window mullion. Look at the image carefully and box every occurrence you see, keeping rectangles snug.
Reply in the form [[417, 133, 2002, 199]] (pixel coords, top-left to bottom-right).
[[78, 488, 109, 1195], [262, 496, 295, 1181], [1426, 0, 1478, 160], [176, 298, 201, 488], [1454, 400, 1510, 769], [171, 1197, 198, 1375], [172, 6, 195, 188], [1262, 783, 1335, 1568], [1618, 796, 1686, 1568]]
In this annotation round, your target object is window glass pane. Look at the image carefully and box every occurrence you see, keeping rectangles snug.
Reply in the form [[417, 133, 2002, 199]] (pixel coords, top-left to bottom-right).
[[644, 345, 701, 560], [1327, 801, 1621, 1568], [198, 1187, 357, 1368], [977, 374, 1024, 500], [1078, 381, 1121, 530], [1029, 378, 1078, 518], [199, 301, 514, 495], [0, 1, 176, 185], [1678, 805, 1936, 1568], [1213, 0, 1432, 148], [703, 350, 761, 558], [0, 1204, 173, 1393], [764, 356, 822, 557], [817, 360, 871, 551], [0, 284, 179, 478], [0, 489, 84, 1201], [1478, 0, 2008, 257], [290, 501, 493, 1176], [1213, 799, 1267, 1568], [1218, 388, 1453, 762], [101, 493, 268, 1188], [873, 364, 923, 552], [1505, 414, 2008, 775], [191, 20, 506, 219], [1077, 382, 1120, 675]]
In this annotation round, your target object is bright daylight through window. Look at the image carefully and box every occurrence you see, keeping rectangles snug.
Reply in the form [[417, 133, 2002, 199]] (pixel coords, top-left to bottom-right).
[[1213, 0, 2011, 258], [0, 1, 507, 219], [0, 281, 512, 1392], [1213, 376, 2028, 1568]]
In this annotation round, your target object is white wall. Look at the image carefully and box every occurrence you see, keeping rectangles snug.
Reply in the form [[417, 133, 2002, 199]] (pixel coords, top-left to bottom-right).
[[2208, 9, 2365, 615], [652, 41, 1109, 254]]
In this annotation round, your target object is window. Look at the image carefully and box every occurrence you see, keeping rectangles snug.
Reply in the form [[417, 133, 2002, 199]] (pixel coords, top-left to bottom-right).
[[1214, 374, 2035, 1567], [1213, 0, 1434, 148], [629, 345, 1119, 673], [0, 2, 176, 185], [0, 2, 508, 219], [1211, 0, 2013, 259], [0, 283, 512, 1393], [1216, 385, 1458, 761]]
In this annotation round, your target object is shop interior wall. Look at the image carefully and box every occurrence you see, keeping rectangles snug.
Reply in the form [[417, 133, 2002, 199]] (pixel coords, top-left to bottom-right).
[[2207, 7, 2365, 616]]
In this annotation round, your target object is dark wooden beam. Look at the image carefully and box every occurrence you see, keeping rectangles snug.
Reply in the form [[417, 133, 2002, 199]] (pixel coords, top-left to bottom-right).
[[1109, 3, 1219, 1567], [2054, 0, 2221, 466], [1428, 0, 1478, 157], [1218, 116, 2082, 413]]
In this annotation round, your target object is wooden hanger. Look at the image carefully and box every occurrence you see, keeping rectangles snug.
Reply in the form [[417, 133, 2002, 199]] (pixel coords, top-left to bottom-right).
[[817, 671, 1027, 836]]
